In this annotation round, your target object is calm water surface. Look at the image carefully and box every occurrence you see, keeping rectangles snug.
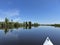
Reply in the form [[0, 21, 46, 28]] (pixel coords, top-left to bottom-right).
[[0, 26, 60, 45]]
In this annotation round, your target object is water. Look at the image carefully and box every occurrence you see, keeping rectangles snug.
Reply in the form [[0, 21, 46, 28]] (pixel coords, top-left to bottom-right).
[[0, 26, 60, 45]]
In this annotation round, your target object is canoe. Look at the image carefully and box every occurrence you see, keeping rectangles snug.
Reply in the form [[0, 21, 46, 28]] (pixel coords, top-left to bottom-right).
[[43, 37, 53, 45]]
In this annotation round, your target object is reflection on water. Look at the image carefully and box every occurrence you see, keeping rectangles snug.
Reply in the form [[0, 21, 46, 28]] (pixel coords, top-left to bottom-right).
[[23, 26, 32, 29], [53, 26, 60, 28], [1, 25, 60, 34], [4, 28, 9, 34], [1, 25, 39, 34], [0, 26, 60, 45]]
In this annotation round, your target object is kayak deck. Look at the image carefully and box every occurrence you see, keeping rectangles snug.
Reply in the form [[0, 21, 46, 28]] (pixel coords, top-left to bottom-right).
[[43, 37, 53, 45]]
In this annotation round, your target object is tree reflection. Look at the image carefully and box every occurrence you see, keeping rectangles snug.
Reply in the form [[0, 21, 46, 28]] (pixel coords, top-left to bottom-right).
[[0, 18, 40, 34], [1, 24, 40, 34], [4, 28, 9, 34], [23, 26, 31, 29]]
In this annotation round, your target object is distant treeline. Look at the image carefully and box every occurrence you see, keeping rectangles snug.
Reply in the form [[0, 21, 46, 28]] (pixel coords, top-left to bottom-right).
[[40, 24, 60, 27], [51, 24, 60, 27], [0, 18, 40, 29]]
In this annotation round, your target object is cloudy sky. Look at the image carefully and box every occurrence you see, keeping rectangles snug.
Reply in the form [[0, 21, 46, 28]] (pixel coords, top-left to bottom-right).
[[0, 0, 60, 24]]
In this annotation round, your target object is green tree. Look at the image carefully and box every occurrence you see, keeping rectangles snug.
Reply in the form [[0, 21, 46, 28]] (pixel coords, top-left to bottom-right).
[[5, 18, 9, 28], [5, 18, 9, 24], [28, 21, 32, 26], [14, 22, 20, 28]]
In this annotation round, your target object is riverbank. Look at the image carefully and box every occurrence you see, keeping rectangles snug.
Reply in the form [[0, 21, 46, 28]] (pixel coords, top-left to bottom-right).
[[0, 18, 40, 29]]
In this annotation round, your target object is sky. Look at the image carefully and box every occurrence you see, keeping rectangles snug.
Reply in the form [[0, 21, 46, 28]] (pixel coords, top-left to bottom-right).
[[0, 0, 60, 24]]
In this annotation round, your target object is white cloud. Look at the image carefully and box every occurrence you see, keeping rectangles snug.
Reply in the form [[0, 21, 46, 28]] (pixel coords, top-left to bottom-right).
[[0, 9, 20, 17], [0, 18, 4, 22], [13, 17, 23, 23], [0, 9, 21, 22]]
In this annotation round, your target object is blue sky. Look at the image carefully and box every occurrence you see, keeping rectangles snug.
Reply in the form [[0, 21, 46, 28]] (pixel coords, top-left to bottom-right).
[[0, 0, 60, 24]]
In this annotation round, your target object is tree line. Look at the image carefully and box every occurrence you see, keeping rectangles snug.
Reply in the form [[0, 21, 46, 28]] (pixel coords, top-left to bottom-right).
[[0, 18, 40, 29]]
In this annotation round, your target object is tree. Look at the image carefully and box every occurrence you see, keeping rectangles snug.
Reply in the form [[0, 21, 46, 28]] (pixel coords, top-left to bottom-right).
[[5, 17, 9, 24], [33, 23, 40, 27], [28, 21, 32, 26], [5, 18, 9, 28], [14, 22, 20, 28]]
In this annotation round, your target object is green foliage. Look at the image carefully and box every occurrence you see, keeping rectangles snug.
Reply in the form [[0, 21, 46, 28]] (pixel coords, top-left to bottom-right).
[[0, 18, 40, 29], [14, 22, 20, 28], [5, 17, 9, 24], [51, 24, 60, 27], [28, 21, 32, 26], [33, 23, 40, 26]]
